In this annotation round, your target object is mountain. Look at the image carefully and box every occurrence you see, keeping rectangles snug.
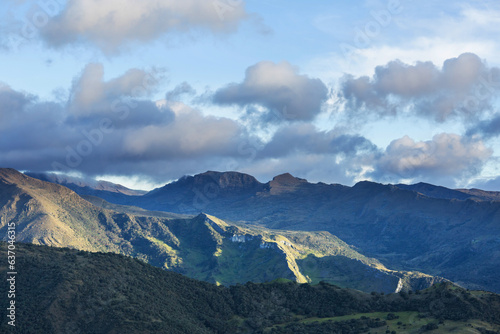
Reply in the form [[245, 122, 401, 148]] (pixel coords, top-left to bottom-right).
[[0, 168, 441, 293], [394, 182, 475, 201], [2, 242, 500, 334], [24, 171, 147, 203], [86, 170, 500, 293], [456, 188, 500, 201], [395, 182, 500, 201]]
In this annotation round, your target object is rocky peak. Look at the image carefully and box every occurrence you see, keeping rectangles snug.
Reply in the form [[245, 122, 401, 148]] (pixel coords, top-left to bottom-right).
[[271, 173, 307, 186], [193, 171, 263, 189], [267, 173, 308, 195], [0, 168, 29, 185]]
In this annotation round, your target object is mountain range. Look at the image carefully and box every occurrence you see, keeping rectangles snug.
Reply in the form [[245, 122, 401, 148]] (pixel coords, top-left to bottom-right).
[[0, 168, 443, 293], [25, 169, 500, 294]]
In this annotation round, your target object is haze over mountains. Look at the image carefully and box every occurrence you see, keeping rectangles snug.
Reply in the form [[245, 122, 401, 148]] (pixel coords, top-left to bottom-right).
[[24, 169, 500, 294]]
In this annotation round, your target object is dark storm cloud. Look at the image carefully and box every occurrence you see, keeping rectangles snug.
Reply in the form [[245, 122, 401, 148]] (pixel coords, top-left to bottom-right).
[[213, 61, 329, 122], [340, 53, 500, 122]]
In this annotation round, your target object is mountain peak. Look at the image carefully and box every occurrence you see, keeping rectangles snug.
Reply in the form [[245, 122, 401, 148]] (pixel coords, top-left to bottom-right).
[[0, 168, 29, 184], [192, 171, 262, 189], [271, 173, 307, 186], [267, 173, 308, 195]]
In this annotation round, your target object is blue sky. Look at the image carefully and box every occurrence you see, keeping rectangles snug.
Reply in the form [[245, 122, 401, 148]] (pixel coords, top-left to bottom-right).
[[1, 0, 500, 190]]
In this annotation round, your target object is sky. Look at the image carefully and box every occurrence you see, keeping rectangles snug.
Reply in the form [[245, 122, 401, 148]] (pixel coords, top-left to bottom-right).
[[1, 0, 500, 190]]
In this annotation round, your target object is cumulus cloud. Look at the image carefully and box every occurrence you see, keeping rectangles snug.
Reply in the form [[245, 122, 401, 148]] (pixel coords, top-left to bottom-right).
[[371, 133, 492, 184], [69, 64, 159, 113], [0, 66, 262, 182], [0, 83, 34, 124], [65, 63, 173, 129], [213, 61, 328, 122], [123, 102, 252, 159], [37, 0, 248, 53], [1, 60, 496, 188], [340, 53, 500, 122], [258, 123, 376, 158]]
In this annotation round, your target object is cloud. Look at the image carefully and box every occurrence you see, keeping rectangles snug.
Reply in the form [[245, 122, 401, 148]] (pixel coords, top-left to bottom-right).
[[0, 83, 34, 124], [35, 0, 247, 53], [0, 65, 371, 186], [0, 60, 495, 188], [258, 123, 376, 158], [123, 102, 253, 159], [213, 61, 328, 122], [66, 63, 173, 129], [166, 82, 197, 102], [371, 133, 492, 184], [466, 114, 500, 139], [339, 53, 500, 122], [0, 66, 262, 182], [470, 175, 500, 191]]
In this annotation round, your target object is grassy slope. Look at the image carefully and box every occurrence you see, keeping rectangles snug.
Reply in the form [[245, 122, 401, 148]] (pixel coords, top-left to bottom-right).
[[121, 171, 500, 293], [1, 243, 499, 334], [0, 169, 443, 293]]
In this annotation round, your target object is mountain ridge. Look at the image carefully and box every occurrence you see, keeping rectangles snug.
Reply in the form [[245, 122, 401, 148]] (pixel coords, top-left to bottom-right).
[[5, 168, 500, 293], [0, 168, 443, 293], [45, 169, 498, 293]]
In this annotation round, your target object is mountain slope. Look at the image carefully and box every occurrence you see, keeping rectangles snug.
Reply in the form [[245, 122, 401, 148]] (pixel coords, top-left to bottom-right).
[[395, 182, 500, 201], [457, 188, 500, 201], [24, 171, 146, 203], [0, 168, 441, 293], [97, 171, 500, 293], [395, 182, 475, 200], [2, 242, 500, 334]]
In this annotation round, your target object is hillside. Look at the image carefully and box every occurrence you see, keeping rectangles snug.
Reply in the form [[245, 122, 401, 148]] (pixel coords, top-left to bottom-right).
[[0, 168, 441, 293], [1, 243, 500, 334], [75, 170, 500, 293], [25, 172, 146, 203], [395, 182, 500, 201]]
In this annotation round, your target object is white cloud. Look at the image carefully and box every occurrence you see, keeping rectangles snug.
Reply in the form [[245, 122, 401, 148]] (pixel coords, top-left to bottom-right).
[[213, 61, 328, 122], [339, 53, 500, 122], [38, 0, 248, 53], [307, 4, 500, 81], [123, 102, 249, 159], [371, 133, 492, 185]]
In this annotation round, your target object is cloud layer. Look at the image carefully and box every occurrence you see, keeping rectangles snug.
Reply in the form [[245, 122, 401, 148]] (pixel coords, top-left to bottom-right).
[[0, 54, 496, 188], [340, 53, 500, 122], [214, 61, 328, 122]]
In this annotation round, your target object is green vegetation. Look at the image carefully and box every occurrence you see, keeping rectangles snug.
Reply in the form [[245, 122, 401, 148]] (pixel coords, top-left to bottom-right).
[[0, 169, 445, 293], [1, 243, 499, 334], [109, 170, 500, 294]]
